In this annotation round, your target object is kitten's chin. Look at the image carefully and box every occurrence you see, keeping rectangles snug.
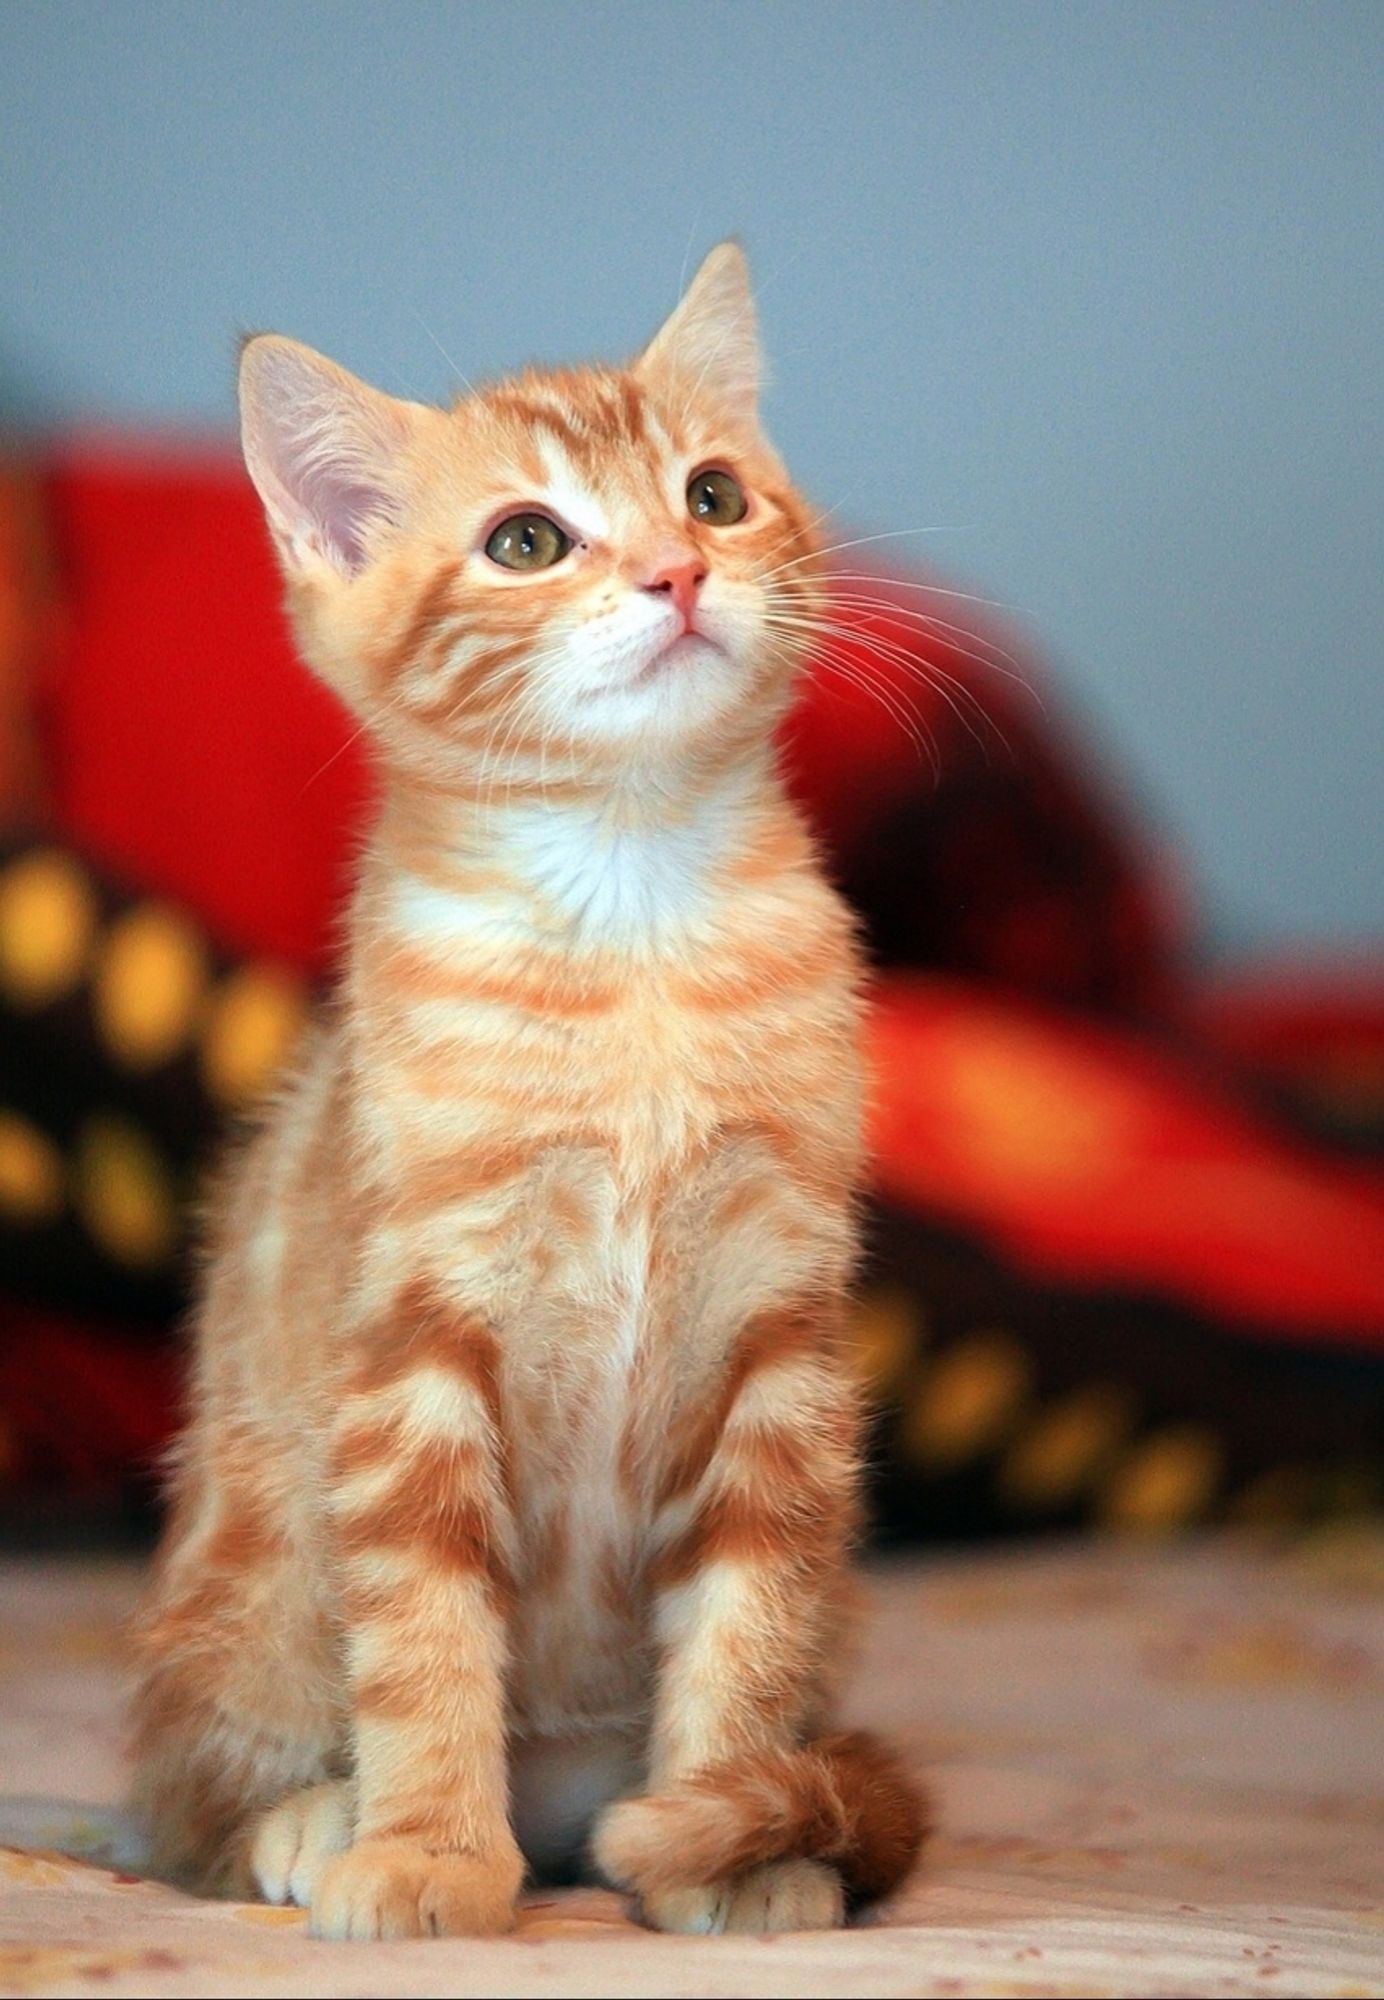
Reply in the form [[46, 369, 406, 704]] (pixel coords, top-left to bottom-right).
[[577, 631, 724, 702], [572, 633, 744, 737], [631, 632, 724, 687]]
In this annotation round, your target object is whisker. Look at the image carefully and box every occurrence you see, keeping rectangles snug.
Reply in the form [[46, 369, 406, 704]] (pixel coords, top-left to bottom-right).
[[477, 646, 574, 826], [816, 568, 1035, 625], [761, 606, 1010, 765], [824, 618, 1002, 762], [411, 306, 482, 402], [773, 583, 1023, 681], [757, 526, 994, 585], [761, 622, 939, 753], [810, 590, 1041, 705], [759, 559, 1042, 707], [296, 715, 374, 801], [780, 642, 942, 781]]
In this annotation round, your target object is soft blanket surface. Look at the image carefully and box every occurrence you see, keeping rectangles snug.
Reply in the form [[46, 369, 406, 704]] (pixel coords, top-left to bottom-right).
[[0, 1536, 1380, 1998]]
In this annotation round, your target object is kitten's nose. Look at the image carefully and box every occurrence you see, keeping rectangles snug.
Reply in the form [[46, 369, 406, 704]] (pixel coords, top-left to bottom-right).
[[644, 557, 708, 630]]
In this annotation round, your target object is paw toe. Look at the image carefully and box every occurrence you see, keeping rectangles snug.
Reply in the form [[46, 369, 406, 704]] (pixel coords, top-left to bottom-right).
[[641, 1882, 733, 1935], [249, 1781, 351, 1907], [724, 1858, 844, 1932], [642, 1860, 843, 1935], [311, 1838, 521, 1941]]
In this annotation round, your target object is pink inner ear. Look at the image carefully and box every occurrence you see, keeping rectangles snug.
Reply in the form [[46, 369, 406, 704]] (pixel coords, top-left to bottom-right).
[[298, 467, 388, 574], [243, 341, 404, 576]]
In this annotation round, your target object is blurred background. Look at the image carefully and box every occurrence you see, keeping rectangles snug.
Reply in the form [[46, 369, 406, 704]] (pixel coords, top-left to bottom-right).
[[0, 1, 1379, 1545], [4, 0, 1380, 949]]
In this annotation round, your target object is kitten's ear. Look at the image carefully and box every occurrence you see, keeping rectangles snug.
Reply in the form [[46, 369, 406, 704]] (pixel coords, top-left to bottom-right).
[[238, 335, 424, 579], [636, 241, 760, 422]]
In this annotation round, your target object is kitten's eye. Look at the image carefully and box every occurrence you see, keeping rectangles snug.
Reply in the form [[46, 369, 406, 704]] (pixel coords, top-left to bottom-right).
[[484, 513, 572, 571], [687, 468, 748, 526]]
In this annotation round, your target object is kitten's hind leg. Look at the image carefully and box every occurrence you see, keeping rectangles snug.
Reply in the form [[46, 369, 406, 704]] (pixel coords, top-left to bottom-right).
[[130, 1665, 340, 1897], [249, 1780, 353, 1907], [130, 1481, 344, 1894]]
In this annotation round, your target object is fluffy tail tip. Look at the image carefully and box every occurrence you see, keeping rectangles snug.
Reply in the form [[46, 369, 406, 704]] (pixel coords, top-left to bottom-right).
[[592, 1730, 928, 1906]]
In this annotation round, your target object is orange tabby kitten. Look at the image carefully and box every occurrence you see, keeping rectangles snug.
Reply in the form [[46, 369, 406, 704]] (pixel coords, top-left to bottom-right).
[[130, 244, 925, 1939]]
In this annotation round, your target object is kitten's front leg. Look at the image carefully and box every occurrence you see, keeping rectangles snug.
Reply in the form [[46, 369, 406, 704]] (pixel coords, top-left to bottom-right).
[[595, 1301, 860, 1933], [314, 1287, 523, 1940]]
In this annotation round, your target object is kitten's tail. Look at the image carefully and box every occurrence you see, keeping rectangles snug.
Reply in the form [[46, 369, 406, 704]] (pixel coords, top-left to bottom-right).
[[592, 1731, 927, 1906]]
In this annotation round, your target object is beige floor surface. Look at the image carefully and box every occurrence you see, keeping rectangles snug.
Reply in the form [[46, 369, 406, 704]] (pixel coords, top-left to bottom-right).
[[1, 1535, 1381, 1998]]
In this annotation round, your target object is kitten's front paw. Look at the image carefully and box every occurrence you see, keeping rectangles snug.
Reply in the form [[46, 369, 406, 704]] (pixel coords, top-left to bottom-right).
[[643, 1859, 844, 1935], [249, 1781, 352, 1907], [311, 1836, 522, 1940]]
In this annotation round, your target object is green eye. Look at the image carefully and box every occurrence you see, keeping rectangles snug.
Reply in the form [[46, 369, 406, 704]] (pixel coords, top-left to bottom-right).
[[484, 513, 573, 571], [687, 468, 748, 526]]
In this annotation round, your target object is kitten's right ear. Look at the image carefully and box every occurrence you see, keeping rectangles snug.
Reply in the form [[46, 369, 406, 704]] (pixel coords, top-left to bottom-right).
[[238, 336, 423, 579]]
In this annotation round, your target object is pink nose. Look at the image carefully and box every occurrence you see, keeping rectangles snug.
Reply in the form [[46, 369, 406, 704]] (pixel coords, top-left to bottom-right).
[[644, 558, 707, 628]]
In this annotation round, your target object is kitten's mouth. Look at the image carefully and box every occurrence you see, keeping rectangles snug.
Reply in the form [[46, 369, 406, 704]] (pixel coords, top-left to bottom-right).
[[633, 632, 720, 684], [582, 631, 725, 702], [636, 628, 736, 692]]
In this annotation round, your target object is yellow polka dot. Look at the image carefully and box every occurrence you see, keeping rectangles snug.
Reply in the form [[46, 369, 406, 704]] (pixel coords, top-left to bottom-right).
[[1099, 1425, 1223, 1534], [998, 1384, 1134, 1509], [903, 1329, 1032, 1470], [201, 965, 307, 1107], [0, 850, 97, 1006], [0, 1112, 65, 1225], [850, 1286, 925, 1399], [93, 903, 209, 1070], [72, 1117, 177, 1268]]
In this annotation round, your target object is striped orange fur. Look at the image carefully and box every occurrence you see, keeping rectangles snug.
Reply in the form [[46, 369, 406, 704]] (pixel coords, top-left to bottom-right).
[[129, 243, 926, 1938]]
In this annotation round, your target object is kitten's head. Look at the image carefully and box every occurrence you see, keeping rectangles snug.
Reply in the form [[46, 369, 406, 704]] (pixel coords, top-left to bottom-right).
[[239, 245, 822, 782]]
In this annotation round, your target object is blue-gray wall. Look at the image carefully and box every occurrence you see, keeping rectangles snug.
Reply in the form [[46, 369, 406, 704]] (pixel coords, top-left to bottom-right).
[[3, 1, 1379, 953]]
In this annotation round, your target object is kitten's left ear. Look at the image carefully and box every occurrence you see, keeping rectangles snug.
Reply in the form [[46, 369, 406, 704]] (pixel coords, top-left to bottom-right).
[[636, 241, 760, 423]]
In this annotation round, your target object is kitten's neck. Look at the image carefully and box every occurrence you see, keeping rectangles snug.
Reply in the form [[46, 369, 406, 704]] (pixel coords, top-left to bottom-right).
[[368, 742, 796, 955]]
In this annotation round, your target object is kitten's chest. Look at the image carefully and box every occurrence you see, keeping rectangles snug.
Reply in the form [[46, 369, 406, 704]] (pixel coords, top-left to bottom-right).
[[498, 1103, 846, 1502], [496, 1192, 668, 1730], [361, 900, 862, 1324]]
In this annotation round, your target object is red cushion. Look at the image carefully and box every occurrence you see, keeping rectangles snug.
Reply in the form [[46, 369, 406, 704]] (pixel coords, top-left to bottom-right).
[[868, 974, 1384, 1346], [39, 441, 373, 973], [0, 1306, 178, 1493], [1195, 959, 1384, 1097]]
